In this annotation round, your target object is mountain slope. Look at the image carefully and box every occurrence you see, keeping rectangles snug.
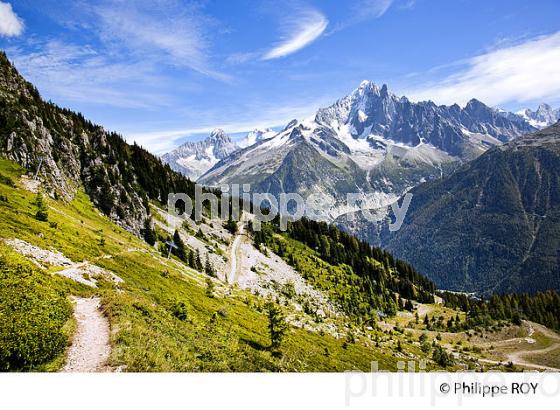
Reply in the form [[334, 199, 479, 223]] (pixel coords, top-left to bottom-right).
[[0, 51, 195, 234], [200, 81, 535, 222], [379, 122, 560, 295]]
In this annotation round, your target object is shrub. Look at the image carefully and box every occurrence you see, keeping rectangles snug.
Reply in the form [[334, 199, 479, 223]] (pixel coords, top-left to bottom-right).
[[171, 301, 188, 321], [223, 217, 238, 234], [420, 341, 432, 353], [432, 345, 454, 367], [281, 282, 296, 299], [34, 193, 48, 222], [0, 173, 15, 187], [0, 248, 72, 370]]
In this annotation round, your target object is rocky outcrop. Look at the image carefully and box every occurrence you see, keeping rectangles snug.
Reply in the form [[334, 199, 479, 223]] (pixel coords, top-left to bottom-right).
[[0, 51, 195, 235]]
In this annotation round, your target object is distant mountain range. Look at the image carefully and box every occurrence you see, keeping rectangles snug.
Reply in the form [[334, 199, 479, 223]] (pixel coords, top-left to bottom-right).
[[161, 129, 238, 180], [162, 86, 557, 211], [515, 103, 560, 129], [193, 81, 535, 222], [162, 128, 276, 180]]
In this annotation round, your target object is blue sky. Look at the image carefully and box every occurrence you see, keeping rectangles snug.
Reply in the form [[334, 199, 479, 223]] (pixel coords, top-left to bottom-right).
[[1, 0, 560, 154]]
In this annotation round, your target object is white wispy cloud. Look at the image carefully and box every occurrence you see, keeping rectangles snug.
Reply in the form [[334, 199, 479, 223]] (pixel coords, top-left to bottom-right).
[[91, 0, 230, 81], [262, 7, 328, 60], [0, 1, 23, 37], [408, 31, 560, 106], [354, 0, 394, 19], [7, 0, 231, 109], [225, 51, 261, 65], [8, 40, 172, 109], [326, 0, 394, 35]]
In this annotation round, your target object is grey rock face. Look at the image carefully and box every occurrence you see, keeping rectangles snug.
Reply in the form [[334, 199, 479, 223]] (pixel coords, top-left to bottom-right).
[[315, 82, 534, 155]]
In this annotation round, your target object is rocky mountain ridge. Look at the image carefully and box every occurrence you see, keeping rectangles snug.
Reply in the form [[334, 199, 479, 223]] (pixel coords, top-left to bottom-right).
[[199, 81, 536, 223], [0, 51, 196, 234], [161, 128, 238, 180], [162, 127, 277, 180]]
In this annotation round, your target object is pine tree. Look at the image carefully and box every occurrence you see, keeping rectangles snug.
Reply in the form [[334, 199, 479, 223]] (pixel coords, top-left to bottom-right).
[[265, 300, 288, 349], [205, 258, 216, 277], [34, 192, 48, 222], [142, 218, 156, 246], [432, 345, 453, 367], [173, 230, 187, 262], [405, 299, 414, 311], [188, 250, 196, 269], [195, 249, 203, 271]]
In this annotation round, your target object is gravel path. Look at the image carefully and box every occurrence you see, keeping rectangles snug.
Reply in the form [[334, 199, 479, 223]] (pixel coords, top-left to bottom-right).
[[479, 321, 560, 371], [63, 297, 111, 372], [228, 214, 245, 284]]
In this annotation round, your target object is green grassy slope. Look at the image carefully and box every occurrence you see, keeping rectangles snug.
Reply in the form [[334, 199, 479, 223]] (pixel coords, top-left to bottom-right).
[[0, 158, 409, 371]]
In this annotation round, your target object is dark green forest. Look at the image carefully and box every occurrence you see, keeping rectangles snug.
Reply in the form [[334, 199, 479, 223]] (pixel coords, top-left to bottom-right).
[[251, 215, 435, 320], [441, 290, 560, 331]]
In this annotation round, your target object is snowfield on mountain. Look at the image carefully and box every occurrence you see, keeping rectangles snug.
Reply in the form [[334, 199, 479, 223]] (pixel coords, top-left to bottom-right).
[[197, 81, 535, 226]]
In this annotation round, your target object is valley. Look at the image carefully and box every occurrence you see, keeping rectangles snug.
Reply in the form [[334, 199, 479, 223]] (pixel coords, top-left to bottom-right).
[[160, 79, 560, 297], [2, 156, 559, 373]]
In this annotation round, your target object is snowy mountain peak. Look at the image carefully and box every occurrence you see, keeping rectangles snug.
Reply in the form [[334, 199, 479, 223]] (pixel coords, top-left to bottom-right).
[[195, 81, 537, 227], [161, 129, 238, 180], [208, 128, 230, 142], [313, 80, 533, 148], [358, 79, 371, 88], [354, 80, 384, 99], [238, 128, 277, 148], [516, 103, 560, 129], [284, 119, 299, 131]]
